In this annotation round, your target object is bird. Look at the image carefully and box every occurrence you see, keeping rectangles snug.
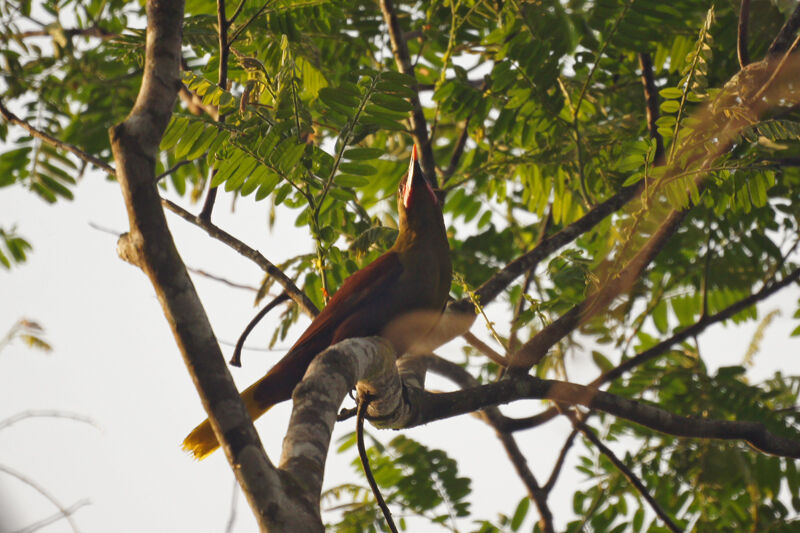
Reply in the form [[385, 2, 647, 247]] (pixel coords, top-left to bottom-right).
[[183, 145, 452, 459]]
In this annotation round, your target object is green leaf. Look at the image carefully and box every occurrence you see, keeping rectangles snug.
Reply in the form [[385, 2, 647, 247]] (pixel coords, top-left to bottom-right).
[[658, 87, 683, 99], [660, 100, 681, 113], [343, 147, 383, 160], [319, 87, 360, 109], [334, 174, 369, 188], [338, 162, 376, 176], [510, 497, 529, 531], [370, 93, 413, 112], [379, 71, 417, 87], [591, 351, 613, 372]]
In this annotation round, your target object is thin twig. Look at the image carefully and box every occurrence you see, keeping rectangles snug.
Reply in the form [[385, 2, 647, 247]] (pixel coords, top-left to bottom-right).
[[749, 34, 800, 104], [563, 409, 682, 533], [0, 410, 100, 432], [420, 354, 554, 533], [450, 182, 641, 314], [0, 463, 84, 533], [12, 26, 114, 40], [162, 198, 318, 317], [440, 114, 472, 186], [738, 0, 751, 68], [178, 84, 219, 117], [592, 265, 800, 387], [542, 428, 578, 493], [156, 159, 194, 182], [462, 331, 508, 367], [229, 0, 277, 45], [224, 477, 239, 533], [0, 100, 115, 176], [227, 0, 247, 26], [12, 499, 90, 533], [230, 292, 290, 366], [357, 396, 398, 533], [187, 267, 259, 291]]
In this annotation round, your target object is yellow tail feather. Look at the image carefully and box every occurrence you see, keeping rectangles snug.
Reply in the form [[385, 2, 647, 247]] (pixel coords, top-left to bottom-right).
[[182, 383, 268, 460]]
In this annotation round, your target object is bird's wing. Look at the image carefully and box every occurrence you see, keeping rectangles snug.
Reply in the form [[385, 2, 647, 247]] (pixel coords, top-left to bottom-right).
[[291, 250, 404, 351], [251, 251, 405, 408]]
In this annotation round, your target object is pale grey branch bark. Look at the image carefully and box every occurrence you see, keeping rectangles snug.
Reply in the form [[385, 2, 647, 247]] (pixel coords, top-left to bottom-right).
[[107, 2, 299, 531]]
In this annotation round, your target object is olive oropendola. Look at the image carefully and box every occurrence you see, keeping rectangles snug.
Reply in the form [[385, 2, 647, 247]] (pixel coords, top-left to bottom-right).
[[183, 146, 451, 459]]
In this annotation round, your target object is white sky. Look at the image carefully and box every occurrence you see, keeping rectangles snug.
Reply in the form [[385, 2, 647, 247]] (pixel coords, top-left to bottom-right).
[[1, 167, 800, 532]]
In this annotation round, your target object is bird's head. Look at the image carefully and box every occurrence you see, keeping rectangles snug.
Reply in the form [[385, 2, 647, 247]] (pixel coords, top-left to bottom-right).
[[397, 145, 441, 233]]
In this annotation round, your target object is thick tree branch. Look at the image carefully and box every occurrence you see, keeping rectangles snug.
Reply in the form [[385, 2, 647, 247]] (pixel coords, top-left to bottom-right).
[[378, 0, 437, 185], [107, 3, 300, 530], [162, 198, 318, 317], [0, 100, 115, 176], [280, 337, 398, 515], [399, 376, 800, 458], [564, 409, 682, 533]]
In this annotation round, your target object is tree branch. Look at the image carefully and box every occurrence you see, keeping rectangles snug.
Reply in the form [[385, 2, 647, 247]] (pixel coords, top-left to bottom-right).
[[12, 499, 90, 533], [178, 83, 219, 118], [542, 427, 578, 495], [440, 113, 472, 186], [501, 265, 800, 433], [563, 409, 682, 533], [638, 52, 665, 165], [462, 331, 508, 366], [279, 336, 398, 519], [769, 3, 800, 55], [592, 265, 800, 387], [418, 354, 553, 533], [509, 208, 687, 370], [162, 198, 318, 317], [738, 0, 751, 68], [230, 292, 290, 367], [0, 463, 84, 533], [451, 182, 642, 315], [108, 2, 295, 530], [0, 410, 99, 432], [378, 0, 437, 185], [0, 100, 115, 176], [401, 376, 800, 458], [198, 0, 232, 221]]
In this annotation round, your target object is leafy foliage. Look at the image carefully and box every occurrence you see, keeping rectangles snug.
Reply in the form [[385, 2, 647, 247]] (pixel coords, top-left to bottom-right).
[[326, 434, 471, 532]]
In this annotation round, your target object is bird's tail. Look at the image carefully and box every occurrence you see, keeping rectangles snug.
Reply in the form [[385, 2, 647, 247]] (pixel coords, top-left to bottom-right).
[[182, 378, 274, 460]]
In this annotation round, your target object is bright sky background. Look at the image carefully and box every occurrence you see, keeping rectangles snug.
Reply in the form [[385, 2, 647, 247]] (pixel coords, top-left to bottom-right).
[[2, 134, 800, 532]]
